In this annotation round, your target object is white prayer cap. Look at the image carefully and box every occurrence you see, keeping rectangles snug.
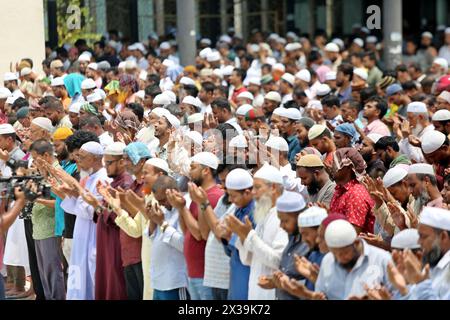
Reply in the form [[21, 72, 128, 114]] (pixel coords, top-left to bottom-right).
[[162, 114, 180, 129], [81, 78, 97, 90], [162, 59, 175, 68], [236, 104, 254, 116], [433, 58, 448, 71], [98, 61, 111, 71], [182, 96, 202, 109], [118, 61, 127, 70], [129, 42, 147, 54], [180, 76, 196, 86], [0, 87, 11, 99], [295, 69, 311, 83], [87, 63, 98, 71], [159, 41, 171, 50], [151, 107, 170, 118], [153, 93, 171, 106], [229, 135, 248, 149], [206, 51, 221, 62], [248, 77, 261, 86], [383, 166, 408, 188], [81, 141, 104, 156], [104, 142, 126, 156], [191, 152, 219, 170], [78, 53, 91, 62], [325, 219, 357, 248], [125, 60, 137, 70], [250, 44, 260, 53], [87, 92, 102, 103], [281, 73, 296, 86], [432, 109, 450, 121], [316, 84, 331, 96], [353, 68, 368, 81], [145, 158, 169, 173], [163, 91, 177, 103], [391, 229, 421, 250], [332, 38, 345, 50], [285, 42, 302, 52], [135, 90, 145, 100], [268, 33, 280, 41], [222, 65, 235, 77], [212, 69, 223, 79], [353, 38, 364, 47], [139, 70, 148, 81], [51, 76, 65, 87], [226, 168, 253, 190], [367, 133, 384, 144], [446, 27, 450, 35], [277, 37, 287, 45], [237, 91, 254, 101], [0, 124, 16, 135], [265, 136, 289, 152], [31, 117, 54, 132], [283, 108, 302, 121], [421, 31, 433, 39], [20, 67, 32, 77], [407, 101, 427, 113], [421, 130, 446, 154], [254, 163, 283, 185], [265, 91, 282, 103], [298, 206, 328, 228], [325, 42, 340, 53], [199, 47, 212, 59], [325, 71, 337, 81], [273, 107, 287, 117], [273, 63, 285, 72], [4, 72, 18, 81], [276, 191, 306, 213], [408, 163, 435, 176], [308, 124, 327, 140], [94, 89, 106, 100], [286, 31, 299, 40], [185, 130, 203, 146], [187, 113, 203, 124], [306, 100, 322, 110], [420, 207, 450, 231], [219, 34, 232, 44], [366, 36, 378, 44], [69, 102, 82, 114], [200, 38, 212, 46], [437, 91, 450, 103]]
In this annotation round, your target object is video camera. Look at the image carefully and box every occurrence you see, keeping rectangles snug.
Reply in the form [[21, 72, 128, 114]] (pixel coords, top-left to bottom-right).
[[0, 175, 52, 202]]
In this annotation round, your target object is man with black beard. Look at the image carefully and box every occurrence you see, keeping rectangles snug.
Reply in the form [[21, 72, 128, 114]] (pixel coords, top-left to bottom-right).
[[374, 136, 411, 169], [296, 155, 336, 207], [295, 117, 315, 150], [358, 134, 386, 178]]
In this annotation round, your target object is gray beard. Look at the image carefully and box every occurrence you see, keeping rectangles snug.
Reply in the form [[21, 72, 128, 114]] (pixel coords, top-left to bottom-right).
[[411, 124, 424, 137], [80, 168, 93, 180], [254, 195, 273, 225]]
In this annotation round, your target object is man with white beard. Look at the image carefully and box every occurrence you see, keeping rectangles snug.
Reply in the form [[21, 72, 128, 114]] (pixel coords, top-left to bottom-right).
[[226, 163, 288, 300]]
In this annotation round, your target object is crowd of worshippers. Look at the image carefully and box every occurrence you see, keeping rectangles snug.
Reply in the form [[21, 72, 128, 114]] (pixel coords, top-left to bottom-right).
[[0, 27, 449, 301]]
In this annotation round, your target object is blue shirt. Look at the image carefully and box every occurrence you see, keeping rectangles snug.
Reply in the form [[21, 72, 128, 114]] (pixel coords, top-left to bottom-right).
[[287, 135, 301, 170], [55, 160, 77, 237], [337, 86, 352, 104], [223, 200, 255, 300]]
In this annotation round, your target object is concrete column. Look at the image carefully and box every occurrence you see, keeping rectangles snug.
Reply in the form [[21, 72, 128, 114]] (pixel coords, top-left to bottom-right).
[[383, 0, 402, 70], [342, 0, 362, 35], [177, 0, 197, 66], [220, 0, 228, 34], [325, 0, 333, 38], [436, 0, 448, 26], [94, 0, 107, 37], [138, 0, 155, 42], [308, 0, 315, 37], [155, 0, 165, 36], [234, 0, 243, 38], [261, 0, 269, 32]]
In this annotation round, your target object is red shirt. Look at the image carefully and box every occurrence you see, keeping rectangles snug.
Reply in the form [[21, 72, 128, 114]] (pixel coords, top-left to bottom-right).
[[231, 86, 248, 104], [184, 185, 224, 278], [329, 179, 375, 234]]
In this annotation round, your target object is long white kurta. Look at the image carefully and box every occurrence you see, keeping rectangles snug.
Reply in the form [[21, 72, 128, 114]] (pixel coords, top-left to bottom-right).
[[60, 168, 111, 300]]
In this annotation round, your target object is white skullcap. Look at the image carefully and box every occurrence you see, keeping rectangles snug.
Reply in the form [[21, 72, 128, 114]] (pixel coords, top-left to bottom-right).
[[268, 33, 279, 41], [81, 141, 104, 156], [325, 42, 340, 53], [276, 191, 306, 213], [281, 73, 296, 86], [446, 27, 450, 34], [163, 114, 180, 129], [366, 36, 378, 44], [118, 61, 127, 70], [236, 104, 254, 116], [229, 135, 248, 148], [283, 108, 302, 121], [199, 47, 212, 59], [285, 42, 302, 52], [153, 93, 171, 106], [187, 113, 203, 124], [98, 61, 111, 71], [316, 84, 331, 96], [237, 91, 254, 101], [353, 68, 368, 81], [421, 31, 433, 39], [31, 117, 54, 132], [20, 67, 32, 76], [308, 124, 327, 140], [408, 163, 435, 176], [421, 130, 446, 154], [248, 77, 261, 86], [185, 131, 203, 146], [78, 53, 91, 62], [226, 168, 253, 190], [277, 37, 287, 45], [437, 91, 450, 104], [383, 166, 408, 188], [162, 59, 175, 68], [129, 42, 147, 54], [104, 142, 126, 156], [367, 133, 384, 144], [306, 100, 323, 110], [206, 51, 221, 62], [222, 65, 235, 76], [332, 38, 345, 50], [69, 102, 82, 114], [146, 158, 169, 173], [391, 229, 421, 250], [81, 78, 97, 90], [432, 109, 450, 121], [353, 38, 364, 47], [51, 77, 65, 87], [0, 87, 11, 99], [212, 69, 223, 79], [265, 91, 282, 103], [325, 71, 337, 81], [200, 38, 212, 46], [182, 96, 202, 109], [159, 41, 171, 50], [298, 206, 328, 228], [265, 136, 289, 152], [150, 107, 170, 119], [4, 72, 18, 81], [273, 63, 285, 72], [135, 90, 145, 100], [254, 163, 283, 185], [420, 207, 450, 231], [250, 44, 260, 53], [286, 31, 298, 39], [125, 60, 137, 70], [87, 62, 98, 71], [296, 69, 311, 83], [87, 92, 103, 103], [273, 107, 287, 117], [433, 58, 448, 71], [325, 220, 357, 248], [139, 70, 148, 81], [180, 76, 196, 86], [191, 152, 219, 170], [0, 124, 16, 135], [163, 91, 177, 103], [219, 34, 232, 44], [407, 101, 427, 114]]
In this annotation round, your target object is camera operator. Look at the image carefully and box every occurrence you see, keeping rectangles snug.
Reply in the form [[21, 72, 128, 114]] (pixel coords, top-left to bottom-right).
[[0, 124, 25, 165]]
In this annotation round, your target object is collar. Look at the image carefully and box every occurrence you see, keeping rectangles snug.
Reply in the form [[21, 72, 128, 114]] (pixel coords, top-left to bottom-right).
[[350, 239, 370, 271], [286, 134, 298, 143], [437, 250, 450, 270], [335, 179, 358, 192]]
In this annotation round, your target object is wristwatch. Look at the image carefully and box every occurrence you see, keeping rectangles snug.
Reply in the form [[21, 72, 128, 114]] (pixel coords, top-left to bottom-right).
[[200, 201, 211, 212], [160, 221, 169, 233]]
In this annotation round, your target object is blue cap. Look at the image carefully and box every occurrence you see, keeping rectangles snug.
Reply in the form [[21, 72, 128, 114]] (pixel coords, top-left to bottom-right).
[[386, 83, 403, 97]]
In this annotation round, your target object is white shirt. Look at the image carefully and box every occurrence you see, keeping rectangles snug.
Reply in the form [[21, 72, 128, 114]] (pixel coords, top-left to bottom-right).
[[280, 163, 308, 198], [399, 124, 434, 163], [98, 131, 114, 150], [225, 117, 243, 134], [159, 77, 174, 91]]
